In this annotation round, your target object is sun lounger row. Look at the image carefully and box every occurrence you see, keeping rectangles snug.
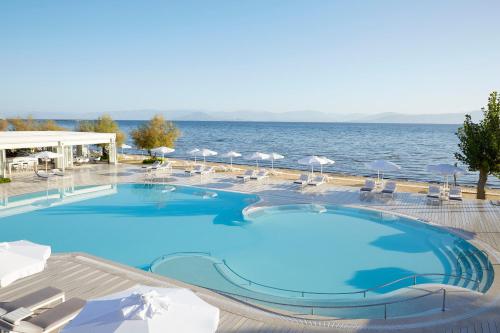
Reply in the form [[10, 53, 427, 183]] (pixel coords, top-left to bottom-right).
[[293, 174, 327, 186], [237, 169, 269, 182], [359, 179, 397, 197], [185, 165, 215, 176], [427, 185, 462, 201], [0, 287, 85, 333]]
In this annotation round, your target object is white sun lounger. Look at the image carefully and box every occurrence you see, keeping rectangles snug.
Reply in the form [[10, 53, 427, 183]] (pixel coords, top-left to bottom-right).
[[0, 298, 85, 333], [0, 287, 65, 318], [449, 186, 463, 201], [237, 169, 256, 182], [250, 169, 268, 181], [142, 161, 161, 170], [185, 165, 204, 175], [294, 174, 311, 186], [198, 166, 215, 175], [308, 175, 327, 186], [35, 170, 54, 179], [381, 181, 397, 197], [360, 179, 376, 192], [427, 185, 442, 199]]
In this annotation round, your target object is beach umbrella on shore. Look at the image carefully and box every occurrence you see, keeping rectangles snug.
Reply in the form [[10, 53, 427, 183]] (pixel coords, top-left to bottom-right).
[[426, 164, 465, 189], [188, 148, 200, 163], [269, 153, 284, 171], [193, 149, 218, 164], [221, 151, 241, 169], [61, 285, 220, 333], [365, 160, 401, 182], [298, 156, 333, 175], [120, 143, 132, 154], [151, 147, 175, 160], [32, 151, 62, 173], [245, 152, 270, 169]]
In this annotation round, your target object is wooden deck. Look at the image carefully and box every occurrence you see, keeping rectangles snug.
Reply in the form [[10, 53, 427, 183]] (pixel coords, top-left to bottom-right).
[[2, 164, 500, 332]]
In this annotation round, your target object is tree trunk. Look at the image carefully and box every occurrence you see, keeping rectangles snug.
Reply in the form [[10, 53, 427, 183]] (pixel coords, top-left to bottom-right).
[[476, 168, 488, 200]]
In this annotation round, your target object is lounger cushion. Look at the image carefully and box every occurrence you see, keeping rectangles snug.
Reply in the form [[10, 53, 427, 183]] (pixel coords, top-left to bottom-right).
[[26, 298, 85, 332], [0, 287, 64, 313]]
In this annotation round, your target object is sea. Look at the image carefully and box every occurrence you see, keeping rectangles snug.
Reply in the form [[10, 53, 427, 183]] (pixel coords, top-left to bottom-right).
[[56, 120, 500, 188]]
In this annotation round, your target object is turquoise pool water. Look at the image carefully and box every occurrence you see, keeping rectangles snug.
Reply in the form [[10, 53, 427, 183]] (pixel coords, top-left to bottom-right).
[[0, 184, 491, 303]]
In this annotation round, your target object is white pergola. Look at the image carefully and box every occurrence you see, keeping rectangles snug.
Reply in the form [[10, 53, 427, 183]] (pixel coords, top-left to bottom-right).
[[0, 131, 118, 177]]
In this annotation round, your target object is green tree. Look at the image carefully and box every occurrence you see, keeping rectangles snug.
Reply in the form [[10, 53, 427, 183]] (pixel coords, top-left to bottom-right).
[[8, 116, 39, 131], [38, 120, 65, 131], [455, 91, 500, 199], [75, 115, 125, 159], [131, 114, 180, 156]]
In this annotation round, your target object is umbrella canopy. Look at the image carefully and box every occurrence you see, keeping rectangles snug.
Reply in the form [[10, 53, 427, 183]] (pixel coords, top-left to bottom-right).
[[268, 153, 284, 170], [188, 148, 200, 163], [61, 285, 220, 333], [151, 147, 175, 159], [192, 149, 217, 163], [427, 164, 465, 189], [365, 160, 401, 181], [0, 240, 51, 287], [31, 151, 62, 173], [245, 152, 270, 169], [121, 144, 132, 149], [298, 155, 333, 174], [221, 151, 242, 169]]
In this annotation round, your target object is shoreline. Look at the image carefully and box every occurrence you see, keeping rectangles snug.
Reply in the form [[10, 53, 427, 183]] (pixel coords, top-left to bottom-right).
[[119, 154, 500, 199]]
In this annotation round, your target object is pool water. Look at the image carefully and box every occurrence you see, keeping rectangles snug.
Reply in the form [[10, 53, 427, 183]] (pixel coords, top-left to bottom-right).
[[0, 183, 491, 301]]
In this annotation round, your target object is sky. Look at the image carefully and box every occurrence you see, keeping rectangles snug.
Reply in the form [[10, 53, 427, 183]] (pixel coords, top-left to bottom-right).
[[0, 0, 499, 117]]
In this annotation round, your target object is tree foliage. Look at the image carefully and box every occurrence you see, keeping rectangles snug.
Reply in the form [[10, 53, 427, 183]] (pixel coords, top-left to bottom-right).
[[131, 114, 180, 155], [75, 115, 125, 146], [455, 91, 500, 199], [8, 117, 65, 131]]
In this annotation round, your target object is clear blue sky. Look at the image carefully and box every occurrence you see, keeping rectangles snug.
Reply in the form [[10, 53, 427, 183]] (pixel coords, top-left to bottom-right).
[[1, 0, 499, 116]]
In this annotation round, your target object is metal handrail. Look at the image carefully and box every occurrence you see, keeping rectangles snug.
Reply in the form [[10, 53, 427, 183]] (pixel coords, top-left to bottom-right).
[[456, 248, 490, 271], [205, 286, 448, 319], [149, 251, 212, 271], [217, 259, 480, 298]]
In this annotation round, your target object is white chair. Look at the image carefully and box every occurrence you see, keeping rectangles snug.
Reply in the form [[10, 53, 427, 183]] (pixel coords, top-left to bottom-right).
[[294, 174, 311, 186], [237, 169, 256, 182], [308, 174, 327, 186], [381, 181, 397, 197], [251, 169, 268, 181], [360, 179, 376, 193], [449, 186, 463, 201], [427, 185, 442, 199]]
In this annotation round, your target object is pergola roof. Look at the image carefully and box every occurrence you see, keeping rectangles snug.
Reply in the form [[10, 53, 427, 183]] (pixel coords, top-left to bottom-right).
[[0, 131, 116, 149]]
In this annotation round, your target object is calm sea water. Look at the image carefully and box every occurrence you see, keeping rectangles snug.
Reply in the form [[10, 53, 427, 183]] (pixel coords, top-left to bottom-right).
[[57, 120, 500, 188]]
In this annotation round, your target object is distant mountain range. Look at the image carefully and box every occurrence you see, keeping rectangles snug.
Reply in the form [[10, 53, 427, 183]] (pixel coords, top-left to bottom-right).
[[1, 109, 483, 124]]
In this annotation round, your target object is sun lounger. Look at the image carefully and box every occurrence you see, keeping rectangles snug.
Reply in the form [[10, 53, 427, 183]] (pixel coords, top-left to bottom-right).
[[294, 174, 311, 186], [308, 175, 327, 186], [236, 169, 256, 182], [35, 170, 54, 179], [0, 287, 65, 317], [198, 166, 215, 175], [142, 161, 161, 170], [360, 178, 376, 192], [51, 169, 65, 177], [0, 298, 85, 333], [381, 181, 397, 197], [250, 169, 268, 181], [449, 186, 463, 201], [185, 164, 204, 175], [427, 185, 442, 199]]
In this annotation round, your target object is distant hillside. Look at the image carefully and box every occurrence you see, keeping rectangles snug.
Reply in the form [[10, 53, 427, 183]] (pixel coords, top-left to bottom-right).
[[1, 109, 482, 124]]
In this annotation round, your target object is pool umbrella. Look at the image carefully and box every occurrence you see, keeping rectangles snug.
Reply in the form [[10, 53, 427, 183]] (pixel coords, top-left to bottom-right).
[[32, 151, 62, 173], [298, 156, 332, 175], [365, 160, 401, 182], [245, 152, 270, 169], [193, 149, 217, 164], [318, 157, 335, 174], [221, 151, 241, 169], [0, 240, 51, 287], [61, 285, 220, 333], [120, 144, 132, 154], [151, 147, 175, 160], [426, 164, 465, 190], [188, 148, 200, 163], [269, 153, 284, 171]]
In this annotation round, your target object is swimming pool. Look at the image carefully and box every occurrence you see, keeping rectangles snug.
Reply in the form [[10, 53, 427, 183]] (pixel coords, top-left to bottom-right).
[[0, 183, 493, 317]]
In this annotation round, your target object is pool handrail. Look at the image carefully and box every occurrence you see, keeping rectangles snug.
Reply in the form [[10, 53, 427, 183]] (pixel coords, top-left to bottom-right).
[[217, 259, 482, 298]]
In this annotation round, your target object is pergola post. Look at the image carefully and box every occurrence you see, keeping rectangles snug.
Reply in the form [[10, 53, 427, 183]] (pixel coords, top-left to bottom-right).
[[108, 140, 117, 165], [56, 142, 65, 171], [0, 149, 6, 178]]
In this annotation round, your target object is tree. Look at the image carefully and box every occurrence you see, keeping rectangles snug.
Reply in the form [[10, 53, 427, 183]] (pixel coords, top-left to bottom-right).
[[75, 115, 125, 159], [131, 114, 180, 156], [38, 120, 65, 131], [7, 117, 65, 131], [455, 91, 500, 199], [0, 119, 7, 131]]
